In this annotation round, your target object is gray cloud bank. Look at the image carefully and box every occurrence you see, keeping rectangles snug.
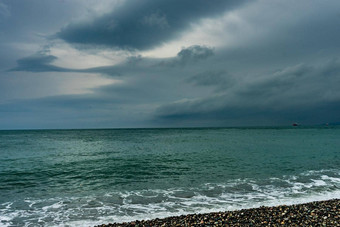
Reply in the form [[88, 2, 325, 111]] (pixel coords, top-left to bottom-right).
[[155, 60, 340, 126]]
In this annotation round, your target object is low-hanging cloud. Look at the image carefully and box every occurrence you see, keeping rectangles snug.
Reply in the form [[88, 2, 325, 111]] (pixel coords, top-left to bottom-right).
[[155, 60, 340, 126]]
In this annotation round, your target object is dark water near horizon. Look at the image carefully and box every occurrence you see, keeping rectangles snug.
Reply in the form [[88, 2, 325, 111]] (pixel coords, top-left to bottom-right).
[[0, 127, 339, 226]]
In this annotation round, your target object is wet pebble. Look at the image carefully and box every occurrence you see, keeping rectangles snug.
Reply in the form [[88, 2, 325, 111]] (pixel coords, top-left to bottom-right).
[[95, 199, 339, 227]]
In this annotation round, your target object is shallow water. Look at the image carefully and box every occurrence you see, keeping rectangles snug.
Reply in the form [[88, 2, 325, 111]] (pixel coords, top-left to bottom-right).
[[0, 127, 339, 226]]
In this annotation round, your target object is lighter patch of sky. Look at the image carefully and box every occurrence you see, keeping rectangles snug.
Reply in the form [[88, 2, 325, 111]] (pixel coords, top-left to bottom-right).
[[1, 71, 119, 102], [58, 72, 120, 95], [49, 42, 126, 69]]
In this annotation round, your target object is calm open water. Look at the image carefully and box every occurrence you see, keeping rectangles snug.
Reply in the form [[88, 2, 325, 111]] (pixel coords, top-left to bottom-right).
[[0, 127, 339, 226]]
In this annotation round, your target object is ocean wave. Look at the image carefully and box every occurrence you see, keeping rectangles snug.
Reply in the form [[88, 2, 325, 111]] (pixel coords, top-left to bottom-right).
[[0, 169, 339, 227]]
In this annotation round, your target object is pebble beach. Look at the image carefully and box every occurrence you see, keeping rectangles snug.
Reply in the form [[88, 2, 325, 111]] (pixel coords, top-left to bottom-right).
[[95, 199, 339, 226]]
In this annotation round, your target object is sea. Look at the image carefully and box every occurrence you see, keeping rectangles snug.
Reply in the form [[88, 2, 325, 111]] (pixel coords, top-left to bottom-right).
[[0, 127, 339, 226]]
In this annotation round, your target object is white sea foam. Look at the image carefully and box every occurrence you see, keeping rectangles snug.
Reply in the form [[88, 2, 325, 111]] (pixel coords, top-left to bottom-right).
[[0, 169, 339, 227]]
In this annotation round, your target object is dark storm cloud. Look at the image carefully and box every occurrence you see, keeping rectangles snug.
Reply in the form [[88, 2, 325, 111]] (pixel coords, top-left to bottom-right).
[[57, 0, 248, 50], [155, 60, 340, 126], [155, 101, 340, 127]]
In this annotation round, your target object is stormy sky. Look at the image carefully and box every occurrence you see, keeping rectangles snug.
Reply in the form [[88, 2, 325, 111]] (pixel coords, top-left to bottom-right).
[[1, 0, 340, 129]]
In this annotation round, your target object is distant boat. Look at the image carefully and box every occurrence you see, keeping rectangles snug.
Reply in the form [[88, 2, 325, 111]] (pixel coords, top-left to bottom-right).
[[292, 123, 298, 126]]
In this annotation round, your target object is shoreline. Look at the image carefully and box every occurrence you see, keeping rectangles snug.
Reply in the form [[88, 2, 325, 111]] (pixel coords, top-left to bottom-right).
[[95, 199, 339, 226]]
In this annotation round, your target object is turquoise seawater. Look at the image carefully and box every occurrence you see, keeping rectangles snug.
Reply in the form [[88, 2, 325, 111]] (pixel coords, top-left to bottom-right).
[[0, 127, 339, 226]]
